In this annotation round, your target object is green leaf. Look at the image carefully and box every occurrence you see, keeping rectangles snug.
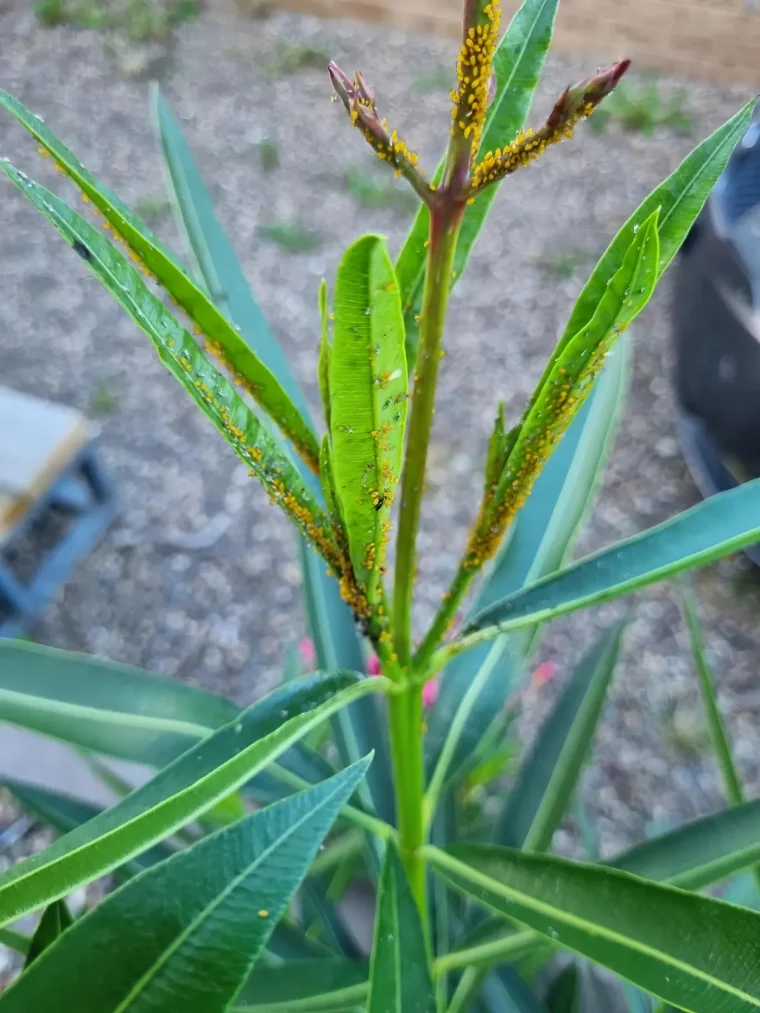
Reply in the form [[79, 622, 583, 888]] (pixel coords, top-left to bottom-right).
[[609, 797, 760, 891], [426, 339, 628, 791], [3, 165, 336, 563], [545, 964, 581, 1013], [0, 928, 29, 955], [0, 759, 371, 1013], [545, 99, 754, 390], [367, 843, 435, 1013], [298, 543, 394, 836], [482, 403, 516, 504], [395, 0, 559, 365], [2, 780, 174, 879], [427, 843, 760, 1012], [150, 86, 312, 425], [444, 797, 760, 977], [319, 279, 332, 431], [495, 621, 625, 851], [237, 960, 368, 1010], [0, 88, 319, 470], [150, 80, 392, 860], [473, 212, 659, 566], [464, 477, 760, 642], [24, 900, 73, 967], [680, 584, 745, 807], [0, 638, 235, 765], [0, 671, 389, 930], [330, 234, 408, 600], [302, 876, 361, 959], [319, 435, 346, 540], [0, 639, 344, 820], [482, 966, 549, 1013]]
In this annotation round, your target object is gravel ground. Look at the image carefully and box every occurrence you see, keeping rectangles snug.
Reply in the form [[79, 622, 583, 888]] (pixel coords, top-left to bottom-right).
[[1, 0, 760, 876]]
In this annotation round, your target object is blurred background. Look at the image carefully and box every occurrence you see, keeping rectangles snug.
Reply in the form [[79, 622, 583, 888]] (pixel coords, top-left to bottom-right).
[[1, 0, 760, 896]]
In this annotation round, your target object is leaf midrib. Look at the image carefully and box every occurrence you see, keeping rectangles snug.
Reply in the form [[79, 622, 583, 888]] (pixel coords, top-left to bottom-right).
[[0, 679, 385, 927], [428, 847, 760, 1006], [113, 776, 351, 1012], [0, 687, 213, 739]]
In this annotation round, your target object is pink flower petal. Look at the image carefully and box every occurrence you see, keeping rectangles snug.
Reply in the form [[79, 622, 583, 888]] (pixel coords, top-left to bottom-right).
[[532, 661, 559, 687], [422, 678, 439, 708], [367, 653, 382, 676], [299, 637, 316, 668]]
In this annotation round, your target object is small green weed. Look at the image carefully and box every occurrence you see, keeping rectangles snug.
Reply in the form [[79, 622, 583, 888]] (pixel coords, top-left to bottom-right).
[[34, 0, 103, 28], [413, 66, 453, 93], [258, 139, 280, 173], [346, 168, 418, 214], [590, 79, 693, 137], [133, 194, 171, 221], [257, 221, 322, 253], [34, 0, 200, 41], [263, 41, 329, 79], [89, 380, 119, 416], [533, 248, 589, 279]]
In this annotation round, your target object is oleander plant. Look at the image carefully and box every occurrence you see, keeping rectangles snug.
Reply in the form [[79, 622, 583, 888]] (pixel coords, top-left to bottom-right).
[[2, 0, 760, 1009]]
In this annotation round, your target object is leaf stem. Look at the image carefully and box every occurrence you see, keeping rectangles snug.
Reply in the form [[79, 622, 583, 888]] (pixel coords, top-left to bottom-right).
[[392, 197, 465, 665]]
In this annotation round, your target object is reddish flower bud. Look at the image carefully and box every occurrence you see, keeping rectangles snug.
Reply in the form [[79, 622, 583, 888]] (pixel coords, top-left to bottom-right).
[[327, 60, 435, 203], [470, 59, 631, 193]]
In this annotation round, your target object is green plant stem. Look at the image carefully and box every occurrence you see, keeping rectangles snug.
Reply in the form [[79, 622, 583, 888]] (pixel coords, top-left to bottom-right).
[[392, 198, 464, 666], [388, 192, 464, 930], [388, 683, 428, 916], [267, 762, 396, 841], [445, 966, 487, 1013], [434, 929, 542, 976]]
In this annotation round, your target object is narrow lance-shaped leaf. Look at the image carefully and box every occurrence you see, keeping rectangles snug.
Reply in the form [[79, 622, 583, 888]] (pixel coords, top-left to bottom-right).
[[462, 476, 760, 645], [535, 98, 755, 398], [495, 620, 625, 852], [297, 541, 395, 837], [465, 211, 659, 572], [0, 759, 371, 1013], [151, 86, 313, 423], [0, 671, 390, 930], [2, 165, 339, 570], [319, 434, 347, 547], [2, 780, 174, 880], [330, 234, 408, 604], [0, 88, 319, 471], [609, 795, 760, 892], [0, 928, 29, 956], [0, 639, 341, 813], [0, 638, 236, 766], [319, 278, 332, 432], [482, 402, 517, 508], [395, 0, 559, 365], [367, 843, 435, 1013], [427, 843, 760, 1012], [151, 85, 394, 848], [23, 900, 73, 967], [235, 960, 369, 1010], [680, 584, 745, 808], [444, 796, 760, 977], [425, 339, 628, 794]]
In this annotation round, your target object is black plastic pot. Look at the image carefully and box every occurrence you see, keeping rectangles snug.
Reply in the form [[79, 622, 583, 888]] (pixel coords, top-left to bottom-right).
[[670, 107, 760, 563]]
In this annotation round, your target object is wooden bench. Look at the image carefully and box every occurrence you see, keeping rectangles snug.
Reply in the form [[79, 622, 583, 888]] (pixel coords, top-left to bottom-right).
[[0, 387, 117, 636]]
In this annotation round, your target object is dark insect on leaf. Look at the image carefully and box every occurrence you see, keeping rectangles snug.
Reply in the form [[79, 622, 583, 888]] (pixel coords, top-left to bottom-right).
[[72, 239, 91, 261]]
